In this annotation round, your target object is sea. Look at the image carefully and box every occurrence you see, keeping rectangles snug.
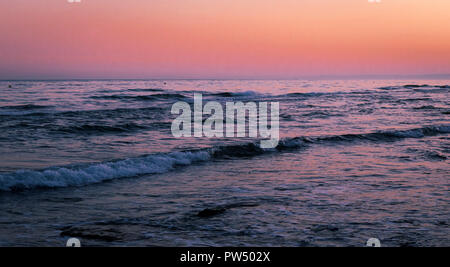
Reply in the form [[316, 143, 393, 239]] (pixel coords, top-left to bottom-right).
[[0, 79, 448, 246]]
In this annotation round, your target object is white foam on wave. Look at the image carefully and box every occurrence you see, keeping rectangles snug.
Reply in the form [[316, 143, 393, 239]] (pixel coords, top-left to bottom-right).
[[391, 125, 450, 138], [237, 90, 262, 96], [0, 151, 210, 191], [0, 124, 448, 192]]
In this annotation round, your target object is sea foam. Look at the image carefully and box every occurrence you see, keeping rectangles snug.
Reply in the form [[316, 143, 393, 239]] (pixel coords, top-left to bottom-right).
[[0, 125, 448, 192]]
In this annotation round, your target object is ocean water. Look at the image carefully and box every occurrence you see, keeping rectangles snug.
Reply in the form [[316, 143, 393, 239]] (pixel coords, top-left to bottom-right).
[[0, 80, 448, 246]]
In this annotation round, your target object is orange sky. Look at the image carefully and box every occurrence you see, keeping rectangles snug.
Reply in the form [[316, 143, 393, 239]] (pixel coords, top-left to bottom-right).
[[1, 0, 450, 79]]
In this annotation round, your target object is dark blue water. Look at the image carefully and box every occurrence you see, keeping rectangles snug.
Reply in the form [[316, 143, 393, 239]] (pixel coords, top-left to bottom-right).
[[0, 80, 448, 246]]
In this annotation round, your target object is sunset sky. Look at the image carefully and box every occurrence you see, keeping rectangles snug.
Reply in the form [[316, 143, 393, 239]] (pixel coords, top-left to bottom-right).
[[1, 0, 450, 79]]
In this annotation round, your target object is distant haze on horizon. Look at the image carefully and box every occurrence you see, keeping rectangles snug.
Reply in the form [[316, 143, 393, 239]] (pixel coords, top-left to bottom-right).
[[1, 0, 450, 80]]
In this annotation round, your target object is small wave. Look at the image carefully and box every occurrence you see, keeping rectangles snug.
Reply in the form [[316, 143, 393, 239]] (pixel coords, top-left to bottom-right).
[[378, 86, 400, 90], [285, 92, 328, 97], [406, 148, 447, 161], [127, 88, 165, 92], [0, 121, 151, 135], [400, 98, 431, 102], [0, 104, 51, 110], [301, 110, 344, 118], [282, 91, 366, 98], [150, 93, 187, 99], [60, 107, 164, 117], [413, 105, 438, 110], [403, 84, 429, 88], [413, 88, 449, 93], [91, 93, 186, 101], [316, 125, 450, 142], [403, 84, 449, 93], [0, 125, 448, 192], [208, 91, 261, 97], [210, 143, 267, 158], [55, 123, 146, 134], [379, 84, 449, 91], [0, 104, 52, 116], [425, 151, 447, 161], [0, 106, 164, 118]]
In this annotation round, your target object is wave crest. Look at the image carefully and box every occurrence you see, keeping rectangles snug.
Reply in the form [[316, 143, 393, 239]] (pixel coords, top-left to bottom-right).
[[0, 151, 210, 191], [0, 125, 448, 192]]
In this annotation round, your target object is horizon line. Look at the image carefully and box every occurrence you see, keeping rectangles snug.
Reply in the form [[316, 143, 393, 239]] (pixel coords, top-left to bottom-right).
[[2, 73, 450, 82]]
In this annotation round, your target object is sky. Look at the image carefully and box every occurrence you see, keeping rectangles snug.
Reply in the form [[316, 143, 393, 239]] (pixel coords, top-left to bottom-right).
[[0, 0, 450, 79]]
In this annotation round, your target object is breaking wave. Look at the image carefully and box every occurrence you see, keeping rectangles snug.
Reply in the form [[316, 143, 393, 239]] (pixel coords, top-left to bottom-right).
[[0, 151, 211, 192], [0, 125, 448, 192]]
